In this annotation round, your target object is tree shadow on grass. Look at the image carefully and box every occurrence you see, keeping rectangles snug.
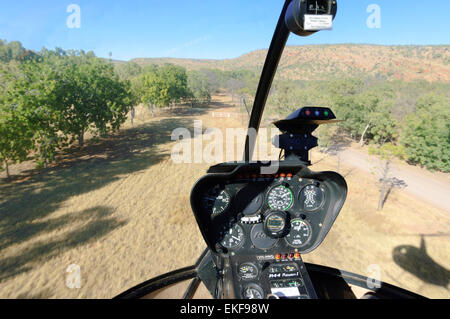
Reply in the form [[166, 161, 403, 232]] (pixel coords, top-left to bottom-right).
[[381, 177, 407, 208], [158, 106, 211, 117], [314, 136, 352, 167], [0, 206, 126, 282], [0, 117, 192, 256], [16, 288, 54, 299]]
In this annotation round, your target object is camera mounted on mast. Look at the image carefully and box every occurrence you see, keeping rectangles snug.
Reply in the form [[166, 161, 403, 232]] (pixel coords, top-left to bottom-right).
[[272, 107, 341, 165]]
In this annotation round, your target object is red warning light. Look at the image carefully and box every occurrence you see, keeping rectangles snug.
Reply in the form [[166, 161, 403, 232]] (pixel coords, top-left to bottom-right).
[[305, 110, 311, 116]]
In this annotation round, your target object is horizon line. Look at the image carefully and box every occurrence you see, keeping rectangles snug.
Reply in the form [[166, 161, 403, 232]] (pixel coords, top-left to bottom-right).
[[108, 43, 450, 63]]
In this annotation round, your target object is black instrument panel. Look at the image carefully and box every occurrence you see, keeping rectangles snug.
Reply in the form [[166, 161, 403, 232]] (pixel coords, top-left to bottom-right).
[[207, 176, 328, 254], [190, 162, 347, 299], [190, 162, 347, 256]]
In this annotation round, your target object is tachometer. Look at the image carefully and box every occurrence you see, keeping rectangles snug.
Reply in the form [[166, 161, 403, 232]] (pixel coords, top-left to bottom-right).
[[267, 185, 293, 211], [285, 219, 312, 248], [220, 224, 245, 250], [202, 186, 230, 215]]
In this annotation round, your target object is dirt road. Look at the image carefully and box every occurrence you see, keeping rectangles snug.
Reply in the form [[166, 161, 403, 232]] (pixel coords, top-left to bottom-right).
[[335, 147, 450, 213]]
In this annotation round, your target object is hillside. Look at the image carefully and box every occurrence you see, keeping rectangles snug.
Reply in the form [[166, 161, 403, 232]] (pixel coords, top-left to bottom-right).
[[131, 44, 450, 82]]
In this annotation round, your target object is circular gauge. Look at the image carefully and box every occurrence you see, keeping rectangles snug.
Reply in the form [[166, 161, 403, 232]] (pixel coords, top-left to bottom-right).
[[202, 186, 231, 215], [237, 263, 259, 280], [285, 219, 312, 248], [242, 284, 265, 299], [267, 185, 293, 211], [235, 186, 264, 216], [298, 184, 325, 212], [264, 211, 288, 238], [220, 224, 245, 250], [250, 224, 278, 250], [242, 194, 263, 216]]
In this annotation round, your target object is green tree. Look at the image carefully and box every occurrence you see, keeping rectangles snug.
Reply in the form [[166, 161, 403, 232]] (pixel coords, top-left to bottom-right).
[[17, 58, 63, 167], [334, 86, 397, 146], [163, 64, 190, 106], [400, 93, 450, 172], [139, 66, 169, 116], [0, 71, 34, 178], [0, 40, 36, 63], [115, 62, 142, 81], [139, 64, 190, 115], [0, 57, 63, 170], [50, 50, 134, 147], [188, 70, 211, 105]]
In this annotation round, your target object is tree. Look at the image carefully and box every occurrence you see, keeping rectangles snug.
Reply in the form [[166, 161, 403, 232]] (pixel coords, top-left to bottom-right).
[[188, 70, 211, 105], [20, 59, 63, 166], [200, 69, 221, 94], [0, 57, 62, 170], [0, 109, 33, 179], [115, 62, 142, 81], [162, 64, 190, 106], [0, 40, 36, 63], [0, 48, 135, 177], [50, 50, 134, 147], [400, 93, 450, 172], [317, 123, 347, 172], [369, 143, 406, 210], [139, 66, 168, 116], [139, 64, 190, 114], [333, 86, 397, 146], [0, 79, 34, 178]]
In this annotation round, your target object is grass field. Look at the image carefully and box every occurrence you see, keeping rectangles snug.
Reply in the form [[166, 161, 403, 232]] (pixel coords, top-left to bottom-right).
[[0, 95, 449, 298]]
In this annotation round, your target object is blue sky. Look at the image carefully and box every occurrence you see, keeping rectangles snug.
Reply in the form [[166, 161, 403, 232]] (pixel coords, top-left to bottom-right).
[[0, 0, 449, 61]]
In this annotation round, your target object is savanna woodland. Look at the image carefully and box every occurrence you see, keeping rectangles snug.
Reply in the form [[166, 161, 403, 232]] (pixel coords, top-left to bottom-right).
[[1, 40, 449, 179]]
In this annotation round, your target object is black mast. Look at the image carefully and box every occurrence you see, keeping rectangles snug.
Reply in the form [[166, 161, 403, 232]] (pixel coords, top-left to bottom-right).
[[243, 0, 292, 162]]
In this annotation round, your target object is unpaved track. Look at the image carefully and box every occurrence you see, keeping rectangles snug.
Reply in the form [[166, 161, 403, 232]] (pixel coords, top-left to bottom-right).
[[337, 148, 450, 213]]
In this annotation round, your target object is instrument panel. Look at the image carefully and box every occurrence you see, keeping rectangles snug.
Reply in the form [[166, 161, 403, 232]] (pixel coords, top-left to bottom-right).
[[209, 175, 326, 253], [192, 169, 345, 254], [190, 162, 347, 299]]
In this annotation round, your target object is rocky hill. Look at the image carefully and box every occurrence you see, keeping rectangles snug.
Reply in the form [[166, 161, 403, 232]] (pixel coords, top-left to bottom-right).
[[131, 44, 450, 82]]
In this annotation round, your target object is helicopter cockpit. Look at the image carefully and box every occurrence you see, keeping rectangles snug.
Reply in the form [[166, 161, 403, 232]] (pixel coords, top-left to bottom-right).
[[115, 0, 428, 300], [189, 107, 347, 299]]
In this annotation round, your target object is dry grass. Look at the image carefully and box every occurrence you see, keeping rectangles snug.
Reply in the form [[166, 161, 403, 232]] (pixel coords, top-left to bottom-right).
[[305, 150, 450, 298], [0, 94, 449, 298]]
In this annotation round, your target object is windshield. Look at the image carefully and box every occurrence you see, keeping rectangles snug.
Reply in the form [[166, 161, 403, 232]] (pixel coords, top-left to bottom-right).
[[0, 1, 449, 299]]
